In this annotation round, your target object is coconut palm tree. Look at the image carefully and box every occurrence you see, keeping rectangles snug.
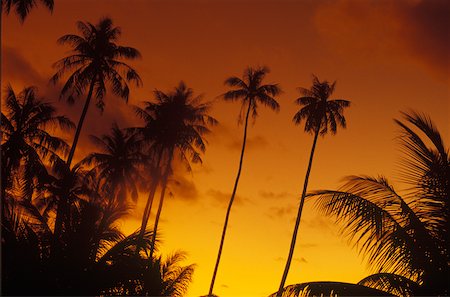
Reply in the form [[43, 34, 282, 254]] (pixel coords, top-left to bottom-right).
[[276, 75, 350, 296], [51, 17, 141, 241], [82, 123, 144, 206], [303, 111, 449, 296], [133, 82, 217, 256], [51, 17, 142, 167], [209, 66, 281, 296], [1, 85, 73, 200], [1, 0, 53, 22]]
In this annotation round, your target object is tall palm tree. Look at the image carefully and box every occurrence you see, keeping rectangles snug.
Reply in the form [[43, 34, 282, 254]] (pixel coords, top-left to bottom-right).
[[51, 17, 141, 241], [209, 66, 281, 296], [51, 17, 142, 167], [82, 123, 144, 206], [133, 82, 217, 256], [1, 0, 53, 22], [305, 111, 449, 296], [1, 85, 73, 200], [276, 75, 350, 296]]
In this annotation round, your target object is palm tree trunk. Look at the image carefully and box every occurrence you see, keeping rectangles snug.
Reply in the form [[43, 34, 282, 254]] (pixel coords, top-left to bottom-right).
[[66, 76, 97, 167], [53, 76, 96, 248], [136, 149, 164, 254], [208, 100, 252, 296], [276, 128, 320, 297], [149, 148, 174, 259]]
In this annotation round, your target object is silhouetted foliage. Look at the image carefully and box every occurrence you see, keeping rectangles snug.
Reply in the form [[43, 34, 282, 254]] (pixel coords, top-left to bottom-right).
[[306, 111, 449, 296], [1, 0, 53, 22]]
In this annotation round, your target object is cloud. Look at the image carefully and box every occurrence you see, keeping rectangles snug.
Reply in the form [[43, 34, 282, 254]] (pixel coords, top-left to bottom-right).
[[275, 256, 307, 264], [314, 0, 449, 78], [168, 174, 199, 201], [1, 46, 46, 86], [259, 190, 293, 200], [227, 135, 268, 151], [266, 204, 296, 219], [206, 188, 250, 207]]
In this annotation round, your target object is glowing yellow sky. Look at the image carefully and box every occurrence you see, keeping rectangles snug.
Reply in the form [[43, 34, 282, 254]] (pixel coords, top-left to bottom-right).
[[2, 0, 449, 296]]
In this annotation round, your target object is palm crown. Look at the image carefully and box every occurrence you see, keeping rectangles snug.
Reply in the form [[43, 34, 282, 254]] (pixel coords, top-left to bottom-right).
[[51, 17, 142, 109], [135, 81, 217, 170], [223, 66, 281, 120], [293, 75, 350, 135]]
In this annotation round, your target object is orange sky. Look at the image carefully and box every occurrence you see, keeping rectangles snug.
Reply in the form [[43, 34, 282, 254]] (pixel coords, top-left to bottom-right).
[[2, 0, 449, 296]]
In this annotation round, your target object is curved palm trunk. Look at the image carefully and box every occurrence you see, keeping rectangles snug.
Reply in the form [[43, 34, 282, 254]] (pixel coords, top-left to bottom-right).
[[208, 100, 252, 296], [136, 150, 164, 254], [276, 129, 320, 297], [53, 77, 96, 247], [149, 149, 174, 259]]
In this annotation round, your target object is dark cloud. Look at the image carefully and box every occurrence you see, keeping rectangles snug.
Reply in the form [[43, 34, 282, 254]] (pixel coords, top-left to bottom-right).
[[314, 0, 449, 78], [397, 0, 449, 77]]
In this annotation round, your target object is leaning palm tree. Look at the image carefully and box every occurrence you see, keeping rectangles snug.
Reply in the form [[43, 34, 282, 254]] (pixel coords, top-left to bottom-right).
[[1, 0, 53, 22], [209, 66, 281, 296], [51, 17, 142, 167], [82, 123, 144, 206], [1, 85, 73, 199], [276, 75, 350, 296], [133, 82, 217, 256], [303, 111, 449, 296]]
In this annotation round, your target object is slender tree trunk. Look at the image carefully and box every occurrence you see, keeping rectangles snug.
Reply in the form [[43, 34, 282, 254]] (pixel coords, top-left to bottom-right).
[[276, 129, 320, 297], [149, 149, 174, 259], [66, 77, 97, 167], [208, 100, 252, 296], [136, 150, 164, 254], [53, 77, 96, 246]]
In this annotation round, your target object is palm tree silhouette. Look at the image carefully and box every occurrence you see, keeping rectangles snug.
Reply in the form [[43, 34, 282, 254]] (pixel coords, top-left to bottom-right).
[[209, 66, 281, 296], [305, 111, 449, 296], [82, 123, 144, 206], [1, 85, 73, 202], [1, 0, 53, 22], [133, 82, 217, 256], [126, 251, 195, 296], [51, 17, 142, 167], [277, 75, 350, 296]]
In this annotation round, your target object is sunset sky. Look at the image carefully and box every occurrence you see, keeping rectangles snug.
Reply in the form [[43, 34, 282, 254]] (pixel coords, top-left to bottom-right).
[[2, 0, 449, 296]]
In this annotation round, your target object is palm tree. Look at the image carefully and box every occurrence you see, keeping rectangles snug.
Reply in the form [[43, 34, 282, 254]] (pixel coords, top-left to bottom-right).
[[304, 111, 449, 296], [1, 85, 73, 200], [209, 66, 281, 296], [133, 82, 217, 256], [276, 75, 350, 296], [1, 0, 53, 22], [82, 123, 144, 206], [51, 17, 141, 241], [51, 17, 142, 167]]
